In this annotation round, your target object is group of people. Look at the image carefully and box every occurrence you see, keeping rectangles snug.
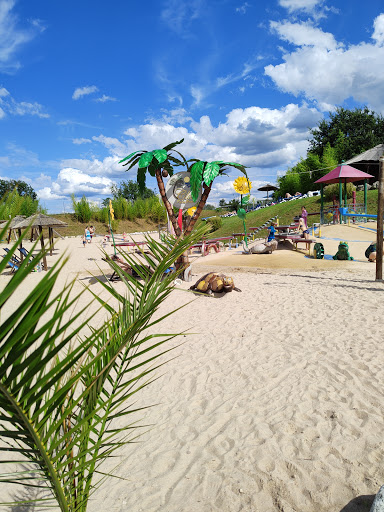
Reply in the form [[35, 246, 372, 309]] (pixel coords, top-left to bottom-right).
[[83, 225, 95, 247]]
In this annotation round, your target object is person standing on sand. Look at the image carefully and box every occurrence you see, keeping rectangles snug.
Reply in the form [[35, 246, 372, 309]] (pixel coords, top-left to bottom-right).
[[89, 225, 95, 241], [298, 216, 310, 244], [85, 226, 91, 243]]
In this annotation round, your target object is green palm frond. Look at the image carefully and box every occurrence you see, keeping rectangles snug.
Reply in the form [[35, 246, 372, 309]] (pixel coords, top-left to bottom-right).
[[0, 224, 205, 511]]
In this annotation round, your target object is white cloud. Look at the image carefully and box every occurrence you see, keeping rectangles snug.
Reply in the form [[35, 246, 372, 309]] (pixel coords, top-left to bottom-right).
[[92, 135, 127, 157], [59, 156, 123, 178], [190, 85, 205, 106], [236, 3, 250, 14], [0, 0, 45, 73], [72, 138, 92, 145], [161, 0, 203, 34], [45, 168, 114, 198], [72, 85, 98, 100], [10, 100, 49, 118], [37, 187, 66, 201], [160, 108, 192, 125], [278, 0, 323, 12], [270, 21, 338, 50], [372, 13, 384, 46], [94, 94, 117, 103], [265, 16, 384, 113], [0, 87, 49, 118]]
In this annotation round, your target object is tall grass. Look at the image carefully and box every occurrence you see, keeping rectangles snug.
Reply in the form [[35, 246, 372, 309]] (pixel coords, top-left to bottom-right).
[[72, 195, 167, 225], [71, 194, 93, 223], [0, 189, 45, 219]]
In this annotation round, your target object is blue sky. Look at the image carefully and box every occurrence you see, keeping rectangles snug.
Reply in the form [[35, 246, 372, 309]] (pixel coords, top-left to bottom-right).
[[0, 0, 384, 212]]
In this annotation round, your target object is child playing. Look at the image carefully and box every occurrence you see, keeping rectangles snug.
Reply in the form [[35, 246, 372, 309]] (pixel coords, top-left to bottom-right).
[[267, 222, 277, 242]]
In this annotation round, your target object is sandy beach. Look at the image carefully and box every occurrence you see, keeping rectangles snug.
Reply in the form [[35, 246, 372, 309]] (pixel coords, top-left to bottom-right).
[[1, 223, 384, 511]]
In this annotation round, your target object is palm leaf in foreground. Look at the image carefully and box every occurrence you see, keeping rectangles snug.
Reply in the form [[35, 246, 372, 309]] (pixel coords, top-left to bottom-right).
[[0, 225, 204, 511]]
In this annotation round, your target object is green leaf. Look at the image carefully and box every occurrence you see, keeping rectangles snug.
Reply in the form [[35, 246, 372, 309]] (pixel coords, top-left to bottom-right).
[[162, 139, 184, 152], [137, 168, 146, 192], [153, 149, 167, 164], [138, 151, 154, 169], [190, 161, 205, 202], [237, 208, 246, 219], [118, 151, 142, 164], [203, 162, 220, 187], [241, 195, 250, 205]]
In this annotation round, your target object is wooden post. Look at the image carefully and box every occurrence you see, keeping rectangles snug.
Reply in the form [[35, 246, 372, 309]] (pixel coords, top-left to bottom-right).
[[49, 227, 53, 255], [339, 180, 343, 223], [39, 225, 48, 271], [18, 228, 23, 261], [320, 184, 324, 224], [376, 156, 384, 281]]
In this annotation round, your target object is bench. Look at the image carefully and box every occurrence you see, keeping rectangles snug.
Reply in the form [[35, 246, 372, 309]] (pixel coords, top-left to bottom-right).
[[189, 236, 235, 256]]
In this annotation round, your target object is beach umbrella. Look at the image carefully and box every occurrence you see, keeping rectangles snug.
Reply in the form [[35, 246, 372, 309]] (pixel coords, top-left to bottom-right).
[[315, 164, 374, 222], [12, 214, 67, 270], [258, 184, 278, 200]]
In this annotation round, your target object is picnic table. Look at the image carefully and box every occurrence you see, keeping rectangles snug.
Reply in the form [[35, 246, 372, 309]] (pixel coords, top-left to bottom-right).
[[275, 233, 314, 254]]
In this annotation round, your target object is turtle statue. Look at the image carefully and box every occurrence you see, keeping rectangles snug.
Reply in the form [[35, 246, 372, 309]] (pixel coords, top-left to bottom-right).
[[333, 241, 354, 261], [190, 272, 241, 295], [242, 239, 278, 254]]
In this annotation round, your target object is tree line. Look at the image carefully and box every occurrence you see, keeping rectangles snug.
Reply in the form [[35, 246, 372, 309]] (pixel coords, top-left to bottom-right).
[[277, 106, 384, 198]]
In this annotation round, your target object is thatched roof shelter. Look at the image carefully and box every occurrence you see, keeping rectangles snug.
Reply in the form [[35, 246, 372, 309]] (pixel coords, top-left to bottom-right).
[[0, 215, 27, 253], [13, 214, 67, 270], [0, 215, 26, 230]]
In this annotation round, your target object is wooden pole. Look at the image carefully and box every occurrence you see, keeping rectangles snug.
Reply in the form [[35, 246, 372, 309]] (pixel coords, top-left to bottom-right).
[[49, 227, 53, 255], [364, 179, 367, 214], [376, 156, 384, 281], [18, 228, 23, 261], [39, 225, 48, 271]]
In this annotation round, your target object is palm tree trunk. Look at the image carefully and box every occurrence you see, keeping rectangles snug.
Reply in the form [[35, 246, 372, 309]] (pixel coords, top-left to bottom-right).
[[155, 169, 181, 236], [183, 183, 211, 236]]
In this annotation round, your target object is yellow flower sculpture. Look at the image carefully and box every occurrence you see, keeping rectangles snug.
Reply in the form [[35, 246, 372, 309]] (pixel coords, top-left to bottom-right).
[[109, 199, 115, 220], [187, 206, 196, 217], [233, 176, 252, 194]]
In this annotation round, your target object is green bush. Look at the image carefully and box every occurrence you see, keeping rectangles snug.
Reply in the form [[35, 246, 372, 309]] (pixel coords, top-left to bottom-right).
[[206, 216, 222, 232], [324, 183, 356, 202]]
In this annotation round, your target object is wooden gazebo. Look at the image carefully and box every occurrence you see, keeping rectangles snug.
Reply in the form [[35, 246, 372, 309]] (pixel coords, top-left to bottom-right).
[[12, 214, 67, 270]]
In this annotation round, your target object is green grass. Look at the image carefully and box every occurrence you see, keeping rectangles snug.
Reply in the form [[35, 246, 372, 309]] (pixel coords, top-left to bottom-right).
[[207, 190, 379, 239]]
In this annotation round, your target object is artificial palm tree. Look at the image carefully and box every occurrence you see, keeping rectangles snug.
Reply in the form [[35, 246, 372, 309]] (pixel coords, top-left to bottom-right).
[[119, 139, 248, 238], [0, 222, 206, 511]]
